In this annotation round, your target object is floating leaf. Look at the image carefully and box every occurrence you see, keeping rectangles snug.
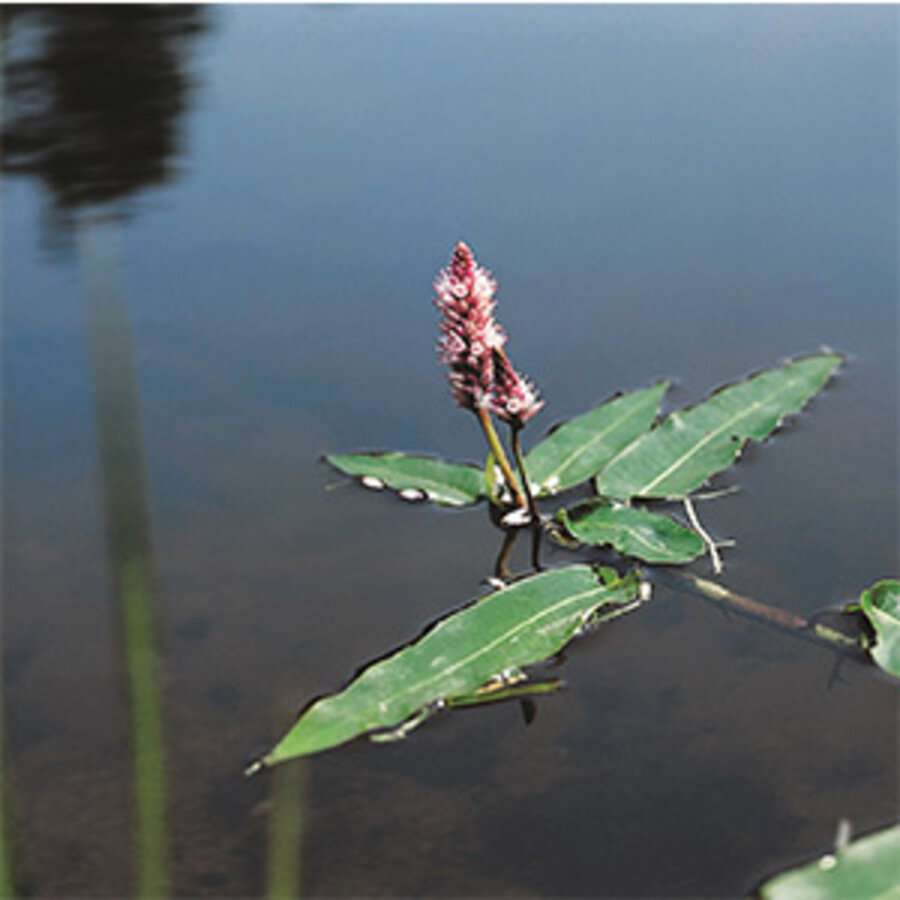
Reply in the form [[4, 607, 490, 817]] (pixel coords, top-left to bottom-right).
[[858, 580, 900, 678], [759, 822, 900, 899], [254, 566, 645, 766], [595, 354, 842, 500], [326, 452, 485, 507], [524, 382, 668, 496], [558, 501, 705, 564]]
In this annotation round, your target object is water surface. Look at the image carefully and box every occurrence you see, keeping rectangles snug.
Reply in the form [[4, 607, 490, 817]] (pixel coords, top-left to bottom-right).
[[3, 5, 897, 896]]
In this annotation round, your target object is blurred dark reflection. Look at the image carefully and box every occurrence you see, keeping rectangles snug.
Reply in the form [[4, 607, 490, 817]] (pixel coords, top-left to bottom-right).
[[3, 7, 211, 894], [2, 4, 209, 228]]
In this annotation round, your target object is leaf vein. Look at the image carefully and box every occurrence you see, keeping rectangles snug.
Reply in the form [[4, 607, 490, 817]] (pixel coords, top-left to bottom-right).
[[374, 582, 607, 713], [636, 376, 804, 496], [552, 397, 654, 482]]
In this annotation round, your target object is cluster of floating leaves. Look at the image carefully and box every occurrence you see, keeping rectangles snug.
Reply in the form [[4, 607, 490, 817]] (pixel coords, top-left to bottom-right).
[[253, 244, 899, 775]]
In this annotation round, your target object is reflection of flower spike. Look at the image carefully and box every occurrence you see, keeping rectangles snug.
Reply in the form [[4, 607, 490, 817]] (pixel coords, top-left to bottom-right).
[[434, 241, 507, 412]]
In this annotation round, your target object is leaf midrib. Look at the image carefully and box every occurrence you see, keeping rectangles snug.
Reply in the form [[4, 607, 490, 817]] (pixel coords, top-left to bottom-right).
[[629, 374, 805, 496], [367, 579, 609, 716], [544, 392, 657, 486], [574, 515, 675, 557], [611, 521, 669, 555]]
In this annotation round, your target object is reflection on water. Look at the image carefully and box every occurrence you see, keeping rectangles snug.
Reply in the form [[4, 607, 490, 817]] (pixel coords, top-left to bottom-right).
[[3, 5, 897, 897], [80, 218, 169, 899], [3, 6, 207, 228], [3, 6, 207, 897]]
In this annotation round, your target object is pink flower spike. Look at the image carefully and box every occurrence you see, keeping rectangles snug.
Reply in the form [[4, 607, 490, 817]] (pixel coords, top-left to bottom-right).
[[434, 241, 507, 412], [491, 349, 544, 426]]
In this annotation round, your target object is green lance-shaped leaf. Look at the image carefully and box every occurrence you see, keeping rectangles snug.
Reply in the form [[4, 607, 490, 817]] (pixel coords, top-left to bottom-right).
[[858, 580, 900, 678], [596, 353, 842, 500], [326, 452, 485, 508], [759, 822, 900, 900], [254, 566, 645, 766], [524, 382, 669, 497], [558, 501, 705, 564]]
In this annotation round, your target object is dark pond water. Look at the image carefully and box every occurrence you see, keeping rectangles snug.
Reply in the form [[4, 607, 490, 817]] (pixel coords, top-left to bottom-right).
[[3, 5, 897, 897]]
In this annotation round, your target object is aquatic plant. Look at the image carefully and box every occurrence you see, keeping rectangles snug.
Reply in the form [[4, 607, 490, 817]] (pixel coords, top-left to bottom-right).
[[250, 242, 898, 773], [433, 241, 542, 512]]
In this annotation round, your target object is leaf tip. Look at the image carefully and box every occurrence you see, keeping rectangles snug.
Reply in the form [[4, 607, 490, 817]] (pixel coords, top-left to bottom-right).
[[243, 757, 267, 778], [816, 344, 845, 361]]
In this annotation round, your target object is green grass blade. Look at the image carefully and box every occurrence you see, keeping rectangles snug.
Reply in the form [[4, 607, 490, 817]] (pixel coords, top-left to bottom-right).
[[558, 501, 705, 564], [256, 566, 644, 765], [120, 558, 170, 900], [524, 383, 668, 496], [596, 354, 842, 500], [265, 759, 308, 900], [0, 717, 15, 900], [326, 452, 485, 507]]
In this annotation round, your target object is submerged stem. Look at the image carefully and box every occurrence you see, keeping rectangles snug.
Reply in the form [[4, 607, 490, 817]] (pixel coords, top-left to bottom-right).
[[493, 528, 518, 580], [659, 570, 868, 656], [510, 425, 543, 571], [683, 572, 808, 630], [476, 406, 525, 508]]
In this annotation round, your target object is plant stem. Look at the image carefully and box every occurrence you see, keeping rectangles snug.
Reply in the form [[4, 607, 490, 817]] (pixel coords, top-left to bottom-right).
[[659, 570, 868, 654], [683, 573, 808, 630], [476, 406, 526, 508], [493, 528, 518, 579], [683, 497, 723, 575], [510, 425, 543, 571]]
